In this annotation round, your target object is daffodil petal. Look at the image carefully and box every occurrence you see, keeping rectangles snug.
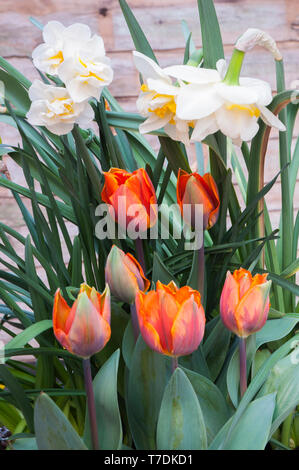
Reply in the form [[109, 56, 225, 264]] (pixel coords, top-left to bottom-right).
[[176, 84, 223, 120], [163, 65, 221, 84], [259, 105, 286, 131]]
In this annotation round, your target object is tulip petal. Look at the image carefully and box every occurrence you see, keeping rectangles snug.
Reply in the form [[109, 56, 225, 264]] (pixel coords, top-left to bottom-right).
[[67, 292, 111, 357], [135, 291, 165, 355], [171, 296, 205, 356], [53, 289, 71, 333], [220, 271, 240, 335], [235, 281, 271, 337]]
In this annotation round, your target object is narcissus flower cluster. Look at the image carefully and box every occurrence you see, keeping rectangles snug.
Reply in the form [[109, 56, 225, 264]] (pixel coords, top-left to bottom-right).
[[132, 48, 285, 145], [27, 21, 113, 135]]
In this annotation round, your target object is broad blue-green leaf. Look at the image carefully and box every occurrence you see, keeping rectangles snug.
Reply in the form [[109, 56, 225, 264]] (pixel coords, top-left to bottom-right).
[[13, 437, 38, 450], [34, 393, 87, 450], [84, 349, 122, 450], [258, 352, 299, 436], [209, 394, 276, 450], [183, 368, 229, 444], [157, 368, 207, 450], [127, 336, 172, 449], [256, 318, 299, 348]]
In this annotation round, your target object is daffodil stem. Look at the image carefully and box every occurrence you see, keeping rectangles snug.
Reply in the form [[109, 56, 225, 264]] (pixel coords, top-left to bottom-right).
[[198, 242, 205, 303], [130, 303, 140, 342], [239, 337, 247, 398], [83, 358, 99, 450], [135, 237, 146, 273], [223, 48, 245, 86], [172, 357, 178, 372]]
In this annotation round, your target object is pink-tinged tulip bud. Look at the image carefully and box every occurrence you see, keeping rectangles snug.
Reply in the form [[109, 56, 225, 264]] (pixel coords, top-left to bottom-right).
[[135, 281, 206, 357], [177, 169, 220, 230], [105, 245, 150, 304], [53, 283, 111, 358], [220, 268, 271, 338]]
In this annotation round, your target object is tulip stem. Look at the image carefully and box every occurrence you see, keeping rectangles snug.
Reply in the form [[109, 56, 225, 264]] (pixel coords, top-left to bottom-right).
[[172, 357, 179, 372], [198, 242, 205, 303], [239, 337, 247, 398], [135, 237, 146, 273], [83, 358, 99, 450]]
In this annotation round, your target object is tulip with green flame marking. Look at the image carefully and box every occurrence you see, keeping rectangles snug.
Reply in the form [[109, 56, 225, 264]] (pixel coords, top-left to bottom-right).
[[53, 283, 111, 358], [105, 245, 150, 304]]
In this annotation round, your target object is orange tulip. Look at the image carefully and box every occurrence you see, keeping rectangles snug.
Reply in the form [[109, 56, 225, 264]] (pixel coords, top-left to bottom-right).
[[53, 283, 111, 358], [220, 268, 271, 338], [135, 281, 206, 357], [105, 245, 150, 304], [101, 168, 157, 231], [177, 169, 220, 230]]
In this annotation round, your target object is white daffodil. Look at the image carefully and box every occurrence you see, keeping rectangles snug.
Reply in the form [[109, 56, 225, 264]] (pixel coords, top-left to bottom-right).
[[165, 56, 285, 145], [32, 21, 92, 75], [58, 34, 113, 102], [133, 51, 192, 145], [26, 80, 94, 135], [32, 21, 113, 103]]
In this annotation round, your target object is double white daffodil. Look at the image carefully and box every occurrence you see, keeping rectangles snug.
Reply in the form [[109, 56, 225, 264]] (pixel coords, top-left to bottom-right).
[[133, 51, 193, 145], [32, 21, 113, 102], [164, 58, 285, 145], [26, 80, 94, 135]]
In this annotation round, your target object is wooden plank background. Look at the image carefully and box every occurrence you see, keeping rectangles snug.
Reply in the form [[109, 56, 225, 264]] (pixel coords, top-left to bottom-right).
[[0, 0, 298, 265]]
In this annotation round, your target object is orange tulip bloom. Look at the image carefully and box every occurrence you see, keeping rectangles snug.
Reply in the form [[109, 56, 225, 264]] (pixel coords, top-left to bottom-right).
[[135, 281, 206, 357], [177, 169, 220, 230], [105, 245, 150, 304], [220, 268, 271, 338], [101, 168, 157, 231], [53, 283, 111, 358]]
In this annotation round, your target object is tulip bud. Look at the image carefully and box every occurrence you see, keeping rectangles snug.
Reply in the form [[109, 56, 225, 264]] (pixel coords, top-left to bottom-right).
[[135, 281, 206, 357], [220, 268, 271, 338], [101, 167, 157, 232], [53, 283, 111, 358], [105, 245, 150, 304], [177, 169, 220, 230]]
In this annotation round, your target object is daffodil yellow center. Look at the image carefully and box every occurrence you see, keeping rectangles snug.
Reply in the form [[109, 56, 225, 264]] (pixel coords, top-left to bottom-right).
[[226, 103, 260, 118], [79, 57, 104, 82], [141, 84, 177, 119], [49, 50, 64, 65], [48, 97, 74, 117]]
